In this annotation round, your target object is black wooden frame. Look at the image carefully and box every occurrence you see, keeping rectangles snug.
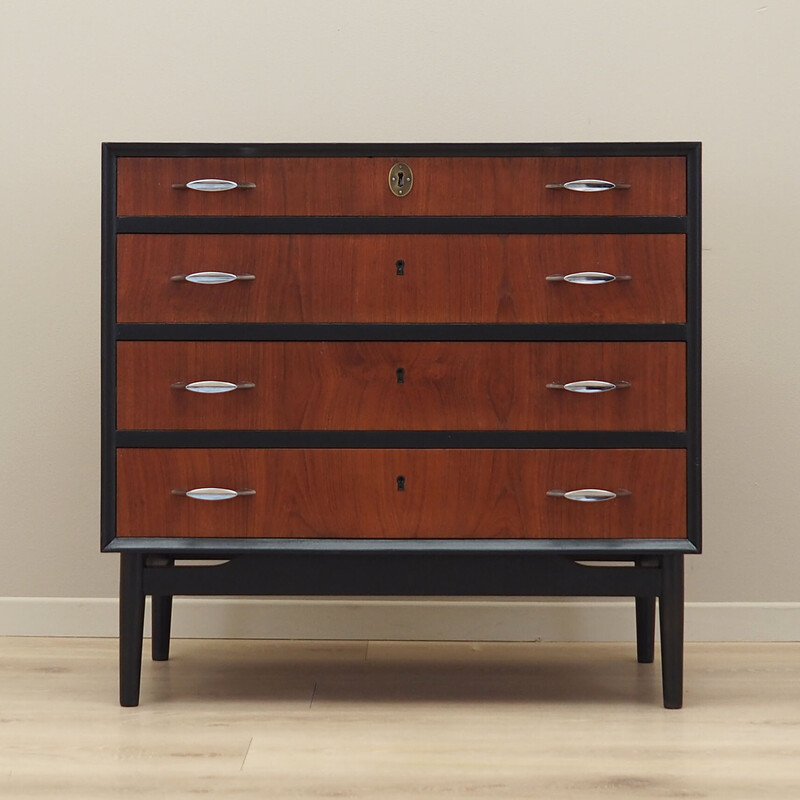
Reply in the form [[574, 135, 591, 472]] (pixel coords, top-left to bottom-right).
[[103, 142, 700, 708]]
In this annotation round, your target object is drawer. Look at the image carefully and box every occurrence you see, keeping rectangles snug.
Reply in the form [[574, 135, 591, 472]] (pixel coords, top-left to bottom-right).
[[116, 234, 686, 324], [116, 157, 686, 217], [116, 341, 686, 431], [115, 448, 686, 540]]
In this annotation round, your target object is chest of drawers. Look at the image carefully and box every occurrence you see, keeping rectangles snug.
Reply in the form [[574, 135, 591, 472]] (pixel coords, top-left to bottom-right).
[[102, 142, 701, 707]]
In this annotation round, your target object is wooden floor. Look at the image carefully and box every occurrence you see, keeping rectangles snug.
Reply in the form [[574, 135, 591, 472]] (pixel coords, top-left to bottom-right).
[[1, 639, 799, 798]]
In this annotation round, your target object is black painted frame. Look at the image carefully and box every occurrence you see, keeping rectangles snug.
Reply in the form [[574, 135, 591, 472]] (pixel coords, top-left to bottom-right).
[[102, 141, 701, 556], [102, 142, 700, 707]]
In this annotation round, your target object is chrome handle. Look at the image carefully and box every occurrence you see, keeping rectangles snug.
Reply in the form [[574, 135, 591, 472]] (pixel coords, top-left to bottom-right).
[[172, 179, 256, 191], [546, 488, 632, 502], [545, 179, 631, 192], [545, 272, 631, 284], [172, 487, 256, 501], [546, 380, 631, 393], [171, 380, 255, 393], [171, 271, 256, 284]]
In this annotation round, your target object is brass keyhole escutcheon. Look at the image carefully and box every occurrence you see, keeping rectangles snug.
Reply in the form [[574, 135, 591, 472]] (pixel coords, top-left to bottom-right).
[[389, 162, 413, 197]]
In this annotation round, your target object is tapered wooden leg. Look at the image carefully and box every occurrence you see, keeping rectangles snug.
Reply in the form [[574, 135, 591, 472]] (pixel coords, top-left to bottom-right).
[[635, 595, 656, 663], [659, 555, 685, 709], [151, 558, 174, 662], [120, 553, 145, 707]]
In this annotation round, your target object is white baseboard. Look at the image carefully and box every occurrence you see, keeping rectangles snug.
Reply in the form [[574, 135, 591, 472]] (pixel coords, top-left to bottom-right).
[[1, 597, 798, 641]]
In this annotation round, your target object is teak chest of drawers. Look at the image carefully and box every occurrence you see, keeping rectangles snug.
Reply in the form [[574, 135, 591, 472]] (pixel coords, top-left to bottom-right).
[[102, 142, 701, 708]]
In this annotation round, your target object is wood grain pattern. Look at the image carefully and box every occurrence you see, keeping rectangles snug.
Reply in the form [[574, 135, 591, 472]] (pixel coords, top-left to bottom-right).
[[3, 639, 799, 798], [116, 341, 686, 431], [116, 157, 686, 216], [115, 448, 686, 539], [116, 234, 686, 324]]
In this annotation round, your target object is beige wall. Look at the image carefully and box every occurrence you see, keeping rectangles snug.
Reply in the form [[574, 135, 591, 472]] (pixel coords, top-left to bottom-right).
[[1, 1, 798, 622]]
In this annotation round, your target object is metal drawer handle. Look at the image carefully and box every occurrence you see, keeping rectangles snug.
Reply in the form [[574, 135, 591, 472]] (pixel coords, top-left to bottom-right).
[[172, 487, 256, 501], [171, 380, 255, 393], [546, 380, 631, 393], [545, 271, 631, 284], [172, 179, 256, 192], [545, 179, 631, 192], [546, 488, 632, 502], [171, 271, 256, 284]]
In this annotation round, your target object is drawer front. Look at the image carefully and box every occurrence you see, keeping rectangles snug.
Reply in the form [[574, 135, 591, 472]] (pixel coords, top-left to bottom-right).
[[116, 234, 686, 324], [117, 341, 686, 431], [116, 448, 686, 540], [116, 157, 686, 217]]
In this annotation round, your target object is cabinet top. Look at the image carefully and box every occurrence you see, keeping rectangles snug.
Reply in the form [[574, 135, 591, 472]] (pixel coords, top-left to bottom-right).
[[103, 142, 701, 158]]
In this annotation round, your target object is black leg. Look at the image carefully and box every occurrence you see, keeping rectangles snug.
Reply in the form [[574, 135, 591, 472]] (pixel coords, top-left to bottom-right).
[[659, 554, 685, 709], [635, 595, 656, 664], [151, 558, 174, 662], [635, 558, 656, 663], [120, 553, 145, 707]]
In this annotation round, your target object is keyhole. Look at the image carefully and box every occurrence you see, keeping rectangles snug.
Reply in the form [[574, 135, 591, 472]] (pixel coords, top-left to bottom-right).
[[397, 475, 405, 492], [396, 367, 405, 384], [396, 259, 405, 276], [388, 163, 413, 197]]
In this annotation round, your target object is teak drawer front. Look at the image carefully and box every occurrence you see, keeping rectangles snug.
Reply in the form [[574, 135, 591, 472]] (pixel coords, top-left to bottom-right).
[[116, 157, 686, 216], [115, 448, 686, 540], [117, 342, 686, 431], [116, 234, 686, 324]]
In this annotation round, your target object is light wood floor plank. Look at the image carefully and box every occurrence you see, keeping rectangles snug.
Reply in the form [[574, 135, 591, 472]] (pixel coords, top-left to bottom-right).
[[1, 638, 798, 798]]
